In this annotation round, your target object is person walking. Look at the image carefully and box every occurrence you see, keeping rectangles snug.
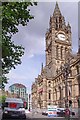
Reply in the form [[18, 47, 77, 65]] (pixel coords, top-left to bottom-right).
[[65, 108, 70, 120]]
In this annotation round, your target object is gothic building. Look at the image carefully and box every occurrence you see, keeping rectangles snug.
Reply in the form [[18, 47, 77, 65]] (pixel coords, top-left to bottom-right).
[[31, 2, 80, 109]]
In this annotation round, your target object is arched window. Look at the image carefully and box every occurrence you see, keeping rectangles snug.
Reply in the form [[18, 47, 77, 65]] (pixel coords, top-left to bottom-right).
[[65, 47, 68, 55], [55, 89, 57, 100], [79, 84, 80, 95], [48, 103, 51, 105], [69, 90, 71, 96], [49, 90, 51, 99], [59, 17, 62, 28], [56, 18, 58, 23], [59, 17, 62, 23], [59, 86, 62, 100], [48, 81, 51, 83], [56, 24, 58, 30], [55, 18, 58, 30], [69, 70, 72, 77], [61, 46, 63, 59], [56, 45, 59, 59], [65, 47, 68, 59], [48, 81, 51, 87], [68, 85, 72, 97], [76, 65, 79, 74]]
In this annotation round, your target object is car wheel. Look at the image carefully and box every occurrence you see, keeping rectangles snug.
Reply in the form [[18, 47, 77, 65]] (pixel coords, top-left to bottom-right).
[[2, 114, 6, 119], [23, 115, 26, 119]]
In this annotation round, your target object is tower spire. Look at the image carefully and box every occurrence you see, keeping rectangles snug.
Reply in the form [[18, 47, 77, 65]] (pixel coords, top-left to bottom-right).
[[53, 2, 61, 16], [41, 63, 43, 73], [55, 1, 59, 9]]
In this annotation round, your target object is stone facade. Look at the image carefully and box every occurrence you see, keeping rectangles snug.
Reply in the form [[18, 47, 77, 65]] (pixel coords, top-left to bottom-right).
[[31, 2, 80, 109]]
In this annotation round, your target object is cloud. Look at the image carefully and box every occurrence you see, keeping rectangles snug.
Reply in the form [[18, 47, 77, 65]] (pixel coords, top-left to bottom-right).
[[6, 66, 39, 93], [12, 26, 45, 58], [12, 2, 78, 53], [6, 72, 27, 81], [28, 54, 34, 58], [6, 2, 78, 94]]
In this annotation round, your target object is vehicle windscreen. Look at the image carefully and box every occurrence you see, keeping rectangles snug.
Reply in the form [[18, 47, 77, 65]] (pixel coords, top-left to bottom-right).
[[4, 102, 23, 109]]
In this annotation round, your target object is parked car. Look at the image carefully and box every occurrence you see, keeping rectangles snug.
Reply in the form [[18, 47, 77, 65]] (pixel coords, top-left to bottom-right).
[[57, 108, 65, 117], [57, 108, 75, 117], [42, 110, 48, 115], [2, 98, 26, 119], [42, 108, 58, 117]]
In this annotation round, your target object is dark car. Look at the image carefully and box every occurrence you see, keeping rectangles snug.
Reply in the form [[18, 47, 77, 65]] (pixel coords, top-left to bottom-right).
[[57, 108, 75, 117], [42, 110, 48, 115], [2, 98, 26, 119], [57, 108, 65, 117]]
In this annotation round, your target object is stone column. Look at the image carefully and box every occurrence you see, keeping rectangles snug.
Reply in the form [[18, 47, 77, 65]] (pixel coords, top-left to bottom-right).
[[43, 78, 47, 108]]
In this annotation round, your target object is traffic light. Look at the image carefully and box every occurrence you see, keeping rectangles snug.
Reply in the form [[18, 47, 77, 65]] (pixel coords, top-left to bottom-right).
[[69, 100, 72, 107]]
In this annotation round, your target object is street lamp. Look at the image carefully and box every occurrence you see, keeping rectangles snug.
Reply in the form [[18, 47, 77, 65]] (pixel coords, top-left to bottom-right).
[[38, 94, 42, 109], [29, 94, 30, 111], [62, 60, 71, 108]]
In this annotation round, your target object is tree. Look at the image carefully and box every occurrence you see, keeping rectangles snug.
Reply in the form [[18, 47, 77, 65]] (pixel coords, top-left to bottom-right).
[[1, 2, 37, 89]]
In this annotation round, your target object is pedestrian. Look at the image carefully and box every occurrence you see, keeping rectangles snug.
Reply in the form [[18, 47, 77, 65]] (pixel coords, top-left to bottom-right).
[[65, 108, 70, 120]]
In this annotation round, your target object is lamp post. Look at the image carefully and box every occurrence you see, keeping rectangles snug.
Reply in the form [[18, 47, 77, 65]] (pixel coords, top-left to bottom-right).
[[62, 60, 71, 108], [29, 94, 30, 111], [38, 93, 42, 109]]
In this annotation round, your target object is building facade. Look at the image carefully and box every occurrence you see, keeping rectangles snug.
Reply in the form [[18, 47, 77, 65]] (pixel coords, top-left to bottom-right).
[[31, 2, 80, 109], [9, 83, 28, 108]]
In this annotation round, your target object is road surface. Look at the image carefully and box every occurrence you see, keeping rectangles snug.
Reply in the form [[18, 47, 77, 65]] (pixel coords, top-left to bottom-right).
[[0, 109, 79, 120]]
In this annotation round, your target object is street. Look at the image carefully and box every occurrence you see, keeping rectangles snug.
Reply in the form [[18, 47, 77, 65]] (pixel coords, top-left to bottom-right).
[[0, 117, 79, 120], [0, 110, 79, 120]]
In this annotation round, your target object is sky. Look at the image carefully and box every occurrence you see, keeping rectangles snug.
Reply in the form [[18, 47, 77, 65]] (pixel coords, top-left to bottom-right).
[[5, 1, 78, 94]]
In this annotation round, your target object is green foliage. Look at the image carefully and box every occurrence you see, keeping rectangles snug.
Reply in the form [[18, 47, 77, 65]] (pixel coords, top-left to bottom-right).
[[1, 95, 6, 103], [1, 2, 37, 89], [2, 2, 37, 35]]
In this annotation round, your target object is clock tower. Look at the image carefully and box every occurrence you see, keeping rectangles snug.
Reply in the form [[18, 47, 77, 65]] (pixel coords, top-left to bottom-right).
[[45, 2, 72, 77]]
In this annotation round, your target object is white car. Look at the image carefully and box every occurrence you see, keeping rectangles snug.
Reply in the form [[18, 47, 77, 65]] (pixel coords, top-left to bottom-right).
[[2, 98, 26, 119]]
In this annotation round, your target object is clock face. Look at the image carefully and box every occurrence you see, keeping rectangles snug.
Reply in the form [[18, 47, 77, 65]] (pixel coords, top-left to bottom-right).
[[58, 33, 66, 41]]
